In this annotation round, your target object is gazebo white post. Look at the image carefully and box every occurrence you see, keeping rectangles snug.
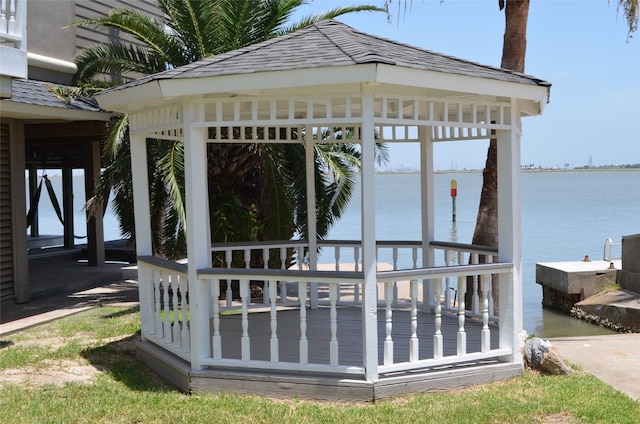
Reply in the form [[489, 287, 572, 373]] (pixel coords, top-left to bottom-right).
[[130, 132, 152, 340], [361, 90, 379, 381], [496, 99, 524, 364], [183, 99, 212, 370], [305, 124, 318, 308], [420, 126, 435, 313]]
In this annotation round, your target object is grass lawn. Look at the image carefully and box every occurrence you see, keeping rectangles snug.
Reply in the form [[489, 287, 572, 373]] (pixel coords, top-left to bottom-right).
[[1, 306, 638, 423]]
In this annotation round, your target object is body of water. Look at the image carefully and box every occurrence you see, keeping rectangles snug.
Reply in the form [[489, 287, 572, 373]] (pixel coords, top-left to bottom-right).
[[31, 170, 640, 338], [324, 170, 640, 338]]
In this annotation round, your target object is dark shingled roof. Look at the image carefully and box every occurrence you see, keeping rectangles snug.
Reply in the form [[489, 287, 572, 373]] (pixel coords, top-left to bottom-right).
[[5, 79, 103, 112], [106, 19, 550, 93]]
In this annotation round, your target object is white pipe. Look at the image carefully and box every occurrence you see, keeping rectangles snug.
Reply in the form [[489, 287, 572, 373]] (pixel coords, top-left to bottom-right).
[[27, 52, 77, 74]]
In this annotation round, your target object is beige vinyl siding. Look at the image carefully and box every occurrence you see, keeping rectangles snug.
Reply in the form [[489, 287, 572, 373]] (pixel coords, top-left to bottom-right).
[[0, 123, 14, 300], [75, 0, 164, 81]]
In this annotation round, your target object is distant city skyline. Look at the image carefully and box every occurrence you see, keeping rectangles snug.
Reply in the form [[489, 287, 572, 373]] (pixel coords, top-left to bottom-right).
[[293, 1, 640, 171]]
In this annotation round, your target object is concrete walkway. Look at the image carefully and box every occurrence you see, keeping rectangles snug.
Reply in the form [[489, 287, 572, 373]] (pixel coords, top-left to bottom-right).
[[549, 334, 640, 401], [2, 272, 640, 402], [0, 277, 139, 337]]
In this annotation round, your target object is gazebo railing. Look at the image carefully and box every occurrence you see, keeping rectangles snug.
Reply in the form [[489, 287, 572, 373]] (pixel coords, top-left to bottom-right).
[[137, 256, 191, 361], [136, 241, 508, 375], [194, 262, 511, 375], [428, 241, 499, 319]]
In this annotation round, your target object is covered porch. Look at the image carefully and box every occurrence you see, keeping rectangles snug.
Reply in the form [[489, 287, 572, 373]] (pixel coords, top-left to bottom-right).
[[95, 20, 550, 400]]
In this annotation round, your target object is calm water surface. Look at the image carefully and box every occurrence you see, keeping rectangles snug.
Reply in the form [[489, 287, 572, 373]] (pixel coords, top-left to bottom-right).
[[325, 170, 640, 337], [34, 170, 640, 337]]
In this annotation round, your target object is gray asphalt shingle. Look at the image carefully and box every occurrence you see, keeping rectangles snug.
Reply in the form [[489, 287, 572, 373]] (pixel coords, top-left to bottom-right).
[[4, 79, 103, 111], [104, 19, 550, 94]]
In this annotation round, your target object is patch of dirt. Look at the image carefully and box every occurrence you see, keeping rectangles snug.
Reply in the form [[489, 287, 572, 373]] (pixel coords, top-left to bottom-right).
[[0, 359, 103, 387], [540, 413, 576, 424], [0, 334, 135, 387]]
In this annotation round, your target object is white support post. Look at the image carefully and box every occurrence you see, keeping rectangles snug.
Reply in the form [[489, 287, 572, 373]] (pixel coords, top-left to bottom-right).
[[183, 99, 212, 370], [420, 126, 435, 312], [130, 133, 152, 339], [360, 90, 378, 381], [130, 133, 152, 256], [496, 98, 524, 363], [305, 125, 319, 308]]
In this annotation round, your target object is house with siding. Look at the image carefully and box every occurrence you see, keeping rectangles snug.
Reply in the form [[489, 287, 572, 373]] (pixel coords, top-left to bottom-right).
[[0, 0, 160, 304]]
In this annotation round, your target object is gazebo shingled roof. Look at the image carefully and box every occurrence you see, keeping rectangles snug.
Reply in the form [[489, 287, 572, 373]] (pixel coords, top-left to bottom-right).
[[104, 19, 550, 93]]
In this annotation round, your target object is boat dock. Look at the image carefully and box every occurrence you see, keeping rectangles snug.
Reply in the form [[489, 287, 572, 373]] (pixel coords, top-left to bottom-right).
[[536, 234, 640, 332]]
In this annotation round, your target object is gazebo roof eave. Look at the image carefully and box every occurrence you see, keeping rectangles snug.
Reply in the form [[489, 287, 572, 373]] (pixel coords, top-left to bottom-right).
[[96, 63, 549, 116]]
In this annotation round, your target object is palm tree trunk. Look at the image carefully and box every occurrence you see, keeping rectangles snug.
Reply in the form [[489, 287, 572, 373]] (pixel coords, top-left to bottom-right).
[[467, 0, 529, 313]]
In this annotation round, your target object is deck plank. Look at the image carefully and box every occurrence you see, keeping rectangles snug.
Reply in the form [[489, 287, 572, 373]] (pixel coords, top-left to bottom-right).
[[215, 306, 499, 367]]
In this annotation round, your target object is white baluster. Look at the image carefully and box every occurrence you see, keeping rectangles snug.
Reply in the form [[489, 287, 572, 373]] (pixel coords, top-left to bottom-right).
[[353, 246, 360, 304], [444, 274, 452, 311], [334, 246, 341, 302], [240, 279, 250, 361], [280, 247, 287, 270], [244, 248, 251, 268], [487, 256, 495, 317], [472, 253, 480, 314], [154, 270, 162, 336], [457, 276, 467, 356], [180, 274, 190, 354], [263, 248, 269, 305], [433, 278, 443, 359], [269, 280, 279, 363], [212, 278, 222, 359], [279, 247, 288, 302], [295, 246, 303, 270], [225, 250, 233, 308], [163, 273, 172, 342], [171, 273, 180, 347], [409, 280, 419, 362], [144, 267, 156, 337], [481, 274, 491, 352], [329, 283, 339, 366], [0, 1, 6, 34], [392, 248, 399, 303], [8, 0, 16, 35], [412, 247, 418, 268], [392, 247, 398, 270], [384, 281, 393, 365], [298, 282, 308, 365]]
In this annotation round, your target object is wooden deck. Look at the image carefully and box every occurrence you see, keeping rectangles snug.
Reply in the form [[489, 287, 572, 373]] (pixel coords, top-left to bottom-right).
[[214, 306, 499, 365], [137, 306, 522, 401]]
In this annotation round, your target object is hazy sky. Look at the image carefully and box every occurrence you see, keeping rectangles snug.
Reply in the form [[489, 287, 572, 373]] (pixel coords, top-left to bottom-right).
[[293, 1, 640, 171]]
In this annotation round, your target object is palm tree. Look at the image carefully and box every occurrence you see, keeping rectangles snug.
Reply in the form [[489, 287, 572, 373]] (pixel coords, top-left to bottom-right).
[[68, 0, 385, 260], [387, 0, 638, 311]]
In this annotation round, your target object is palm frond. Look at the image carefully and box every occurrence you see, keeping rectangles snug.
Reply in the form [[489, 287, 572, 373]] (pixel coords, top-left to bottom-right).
[[104, 115, 129, 161], [73, 43, 168, 83], [68, 8, 187, 64], [160, 0, 227, 60], [276, 5, 385, 36]]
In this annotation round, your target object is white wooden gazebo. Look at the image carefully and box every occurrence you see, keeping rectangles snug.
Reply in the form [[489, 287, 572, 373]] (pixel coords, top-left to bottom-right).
[[95, 20, 550, 401]]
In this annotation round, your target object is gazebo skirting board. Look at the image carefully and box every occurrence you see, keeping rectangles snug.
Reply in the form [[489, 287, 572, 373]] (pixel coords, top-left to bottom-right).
[[134, 240, 517, 400]]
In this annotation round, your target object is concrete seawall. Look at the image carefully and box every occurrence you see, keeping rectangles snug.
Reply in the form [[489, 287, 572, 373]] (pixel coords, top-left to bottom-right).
[[536, 234, 640, 333]]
